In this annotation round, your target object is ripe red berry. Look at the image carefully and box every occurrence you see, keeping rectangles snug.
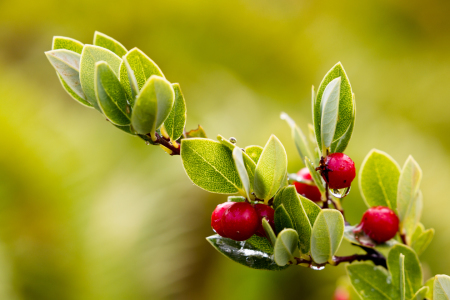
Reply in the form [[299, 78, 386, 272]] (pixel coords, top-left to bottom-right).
[[323, 153, 356, 189], [222, 202, 259, 241], [334, 288, 350, 300], [293, 168, 322, 202], [211, 202, 234, 237], [253, 204, 275, 237], [359, 206, 399, 243]]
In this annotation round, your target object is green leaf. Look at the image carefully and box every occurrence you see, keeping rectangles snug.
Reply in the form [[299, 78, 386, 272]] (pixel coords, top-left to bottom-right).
[[162, 83, 186, 141], [320, 77, 341, 150], [131, 75, 174, 138], [310, 210, 344, 264], [45, 49, 92, 108], [262, 218, 277, 245], [119, 48, 164, 105], [93, 31, 127, 57], [400, 254, 406, 300], [246, 235, 274, 254], [181, 138, 242, 194], [314, 62, 354, 150], [94, 62, 130, 126], [254, 135, 287, 201], [274, 229, 299, 266], [52, 36, 83, 54], [359, 149, 401, 210], [434, 275, 450, 300], [185, 125, 207, 138], [79, 45, 122, 110], [425, 277, 435, 299], [245, 145, 263, 164], [397, 156, 423, 243], [232, 147, 251, 199], [121, 56, 139, 101], [273, 186, 321, 254], [330, 93, 355, 153], [206, 235, 287, 271], [343, 225, 398, 257], [113, 124, 136, 135], [347, 263, 399, 300], [280, 112, 313, 162], [274, 204, 294, 233], [411, 286, 429, 300], [227, 196, 246, 202], [388, 244, 422, 299], [411, 224, 434, 256], [304, 156, 325, 194]]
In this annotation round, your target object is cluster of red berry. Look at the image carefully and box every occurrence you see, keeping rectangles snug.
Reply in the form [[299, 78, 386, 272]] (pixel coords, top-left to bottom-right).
[[211, 152, 400, 244]]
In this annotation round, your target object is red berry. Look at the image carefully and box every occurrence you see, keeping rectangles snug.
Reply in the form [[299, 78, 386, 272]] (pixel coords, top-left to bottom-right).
[[293, 168, 322, 202], [323, 153, 355, 189], [334, 288, 350, 300], [222, 202, 259, 241], [360, 206, 399, 243], [211, 202, 234, 237], [253, 204, 275, 237]]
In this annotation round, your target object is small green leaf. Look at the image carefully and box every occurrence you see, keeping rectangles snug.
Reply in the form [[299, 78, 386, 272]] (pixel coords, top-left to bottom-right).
[[425, 277, 435, 299], [280, 112, 313, 162], [388, 244, 422, 299], [119, 48, 164, 105], [347, 263, 399, 300], [131, 75, 174, 138], [122, 56, 139, 101], [80, 45, 122, 110], [359, 149, 401, 210], [254, 135, 287, 201], [162, 83, 187, 142], [206, 235, 287, 271], [397, 156, 423, 243], [181, 138, 242, 194], [330, 93, 355, 153], [411, 286, 429, 300], [52, 36, 83, 54], [245, 235, 274, 255], [274, 229, 299, 266], [411, 225, 434, 256], [245, 145, 263, 164], [93, 31, 127, 57], [262, 218, 277, 245], [434, 275, 450, 300], [274, 204, 294, 233], [310, 210, 344, 264], [320, 77, 341, 150], [95, 62, 130, 125], [45, 49, 92, 107], [227, 196, 246, 202], [400, 254, 406, 300], [304, 156, 325, 195], [233, 147, 251, 199], [314, 62, 354, 150], [185, 125, 207, 138]]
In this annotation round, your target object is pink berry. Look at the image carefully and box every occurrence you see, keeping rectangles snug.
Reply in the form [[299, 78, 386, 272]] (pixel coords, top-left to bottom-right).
[[334, 288, 350, 300], [293, 168, 322, 202], [360, 206, 399, 243], [253, 204, 275, 237], [323, 153, 356, 189], [222, 202, 259, 241], [211, 202, 234, 237]]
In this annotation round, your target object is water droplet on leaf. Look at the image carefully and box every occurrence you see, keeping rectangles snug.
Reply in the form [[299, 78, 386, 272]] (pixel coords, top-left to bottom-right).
[[230, 137, 237, 144]]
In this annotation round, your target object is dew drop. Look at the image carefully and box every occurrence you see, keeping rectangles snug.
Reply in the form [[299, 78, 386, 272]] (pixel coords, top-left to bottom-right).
[[145, 141, 150, 145], [310, 265, 325, 271], [246, 257, 255, 265], [230, 137, 237, 144], [330, 186, 351, 199]]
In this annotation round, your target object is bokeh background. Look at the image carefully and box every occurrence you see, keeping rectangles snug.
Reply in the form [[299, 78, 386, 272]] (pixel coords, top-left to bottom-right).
[[0, 0, 449, 299]]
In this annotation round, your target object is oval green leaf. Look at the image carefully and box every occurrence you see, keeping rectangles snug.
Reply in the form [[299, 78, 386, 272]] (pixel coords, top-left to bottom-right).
[[52, 36, 83, 54], [304, 156, 325, 194], [254, 135, 287, 201], [320, 77, 341, 150], [330, 93, 355, 153], [274, 204, 294, 233], [262, 218, 276, 246], [359, 149, 401, 210], [93, 31, 127, 57], [232, 147, 251, 199], [411, 224, 434, 256], [245, 145, 263, 164], [280, 112, 313, 162], [274, 228, 299, 266], [411, 286, 429, 300], [94, 62, 130, 125], [310, 210, 344, 264], [434, 275, 450, 300], [162, 83, 187, 142]]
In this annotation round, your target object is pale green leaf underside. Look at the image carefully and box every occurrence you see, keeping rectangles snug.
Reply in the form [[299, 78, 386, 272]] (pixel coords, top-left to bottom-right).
[[114, 124, 136, 135], [347, 263, 399, 300], [310, 210, 344, 264], [131, 75, 174, 136], [280, 112, 313, 162], [94, 62, 130, 126], [425, 277, 435, 300], [330, 93, 355, 153], [163, 83, 187, 141], [314, 62, 353, 149], [434, 275, 450, 300], [400, 254, 406, 300], [254, 135, 287, 201], [52, 36, 84, 54], [388, 244, 422, 299], [233, 147, 251, 199], [411, 224, 434, 256], [411, 286, 429, 300], [274, 229, 299, 266], [359, 149, 401, 210], [181, 138, 242, 194], [274, 204, 294, 233], [79, 45, 122, 110], [305, 156, 325, 194], [120, 48, 164, 105], [93, 31, 127, 57], [245, 145, 263, 164], [320, 77, 341, 149], [262, 218, 277, 246]]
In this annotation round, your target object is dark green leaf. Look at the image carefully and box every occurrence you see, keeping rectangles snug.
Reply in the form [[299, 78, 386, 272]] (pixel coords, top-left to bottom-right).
[[162, 83, 186, 141], [274, 204, 294, 233]]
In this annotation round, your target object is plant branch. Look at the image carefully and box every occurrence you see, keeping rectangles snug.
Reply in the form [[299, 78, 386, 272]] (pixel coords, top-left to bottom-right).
[[139, 132, 181, 155]]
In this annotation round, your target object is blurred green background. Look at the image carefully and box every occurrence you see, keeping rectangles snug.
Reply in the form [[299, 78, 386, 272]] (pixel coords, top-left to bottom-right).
[[0, 0, 450, 299]]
